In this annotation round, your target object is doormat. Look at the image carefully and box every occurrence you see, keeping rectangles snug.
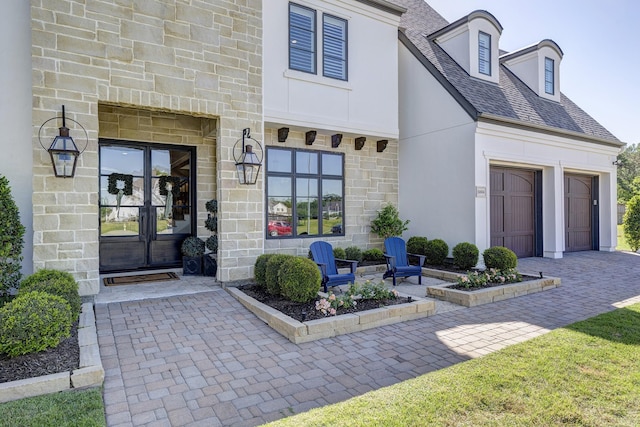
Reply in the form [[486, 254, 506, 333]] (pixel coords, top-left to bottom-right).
[[103, 272, 180, 286]]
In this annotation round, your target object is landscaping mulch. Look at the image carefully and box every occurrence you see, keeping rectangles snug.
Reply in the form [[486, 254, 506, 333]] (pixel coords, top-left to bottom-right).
[[238, 284, 409, 322], [0, 323, 79, 384]]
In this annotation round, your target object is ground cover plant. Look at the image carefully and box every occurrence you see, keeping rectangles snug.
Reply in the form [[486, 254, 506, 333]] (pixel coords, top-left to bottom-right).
[[265, 303, 640, 426], [0, 387, 106, 427]]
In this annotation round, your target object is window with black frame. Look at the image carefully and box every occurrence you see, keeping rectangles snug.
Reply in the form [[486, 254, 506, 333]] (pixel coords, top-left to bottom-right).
[[266, 147, 344, 238]]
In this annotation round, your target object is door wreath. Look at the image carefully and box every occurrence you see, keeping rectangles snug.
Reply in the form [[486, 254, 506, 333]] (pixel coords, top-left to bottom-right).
[[107, 173, 133, 217]]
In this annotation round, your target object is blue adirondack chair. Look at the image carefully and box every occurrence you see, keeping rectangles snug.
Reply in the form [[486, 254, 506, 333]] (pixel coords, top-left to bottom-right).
[[310, 241, 358, 292], [383, 237, 425, 286]]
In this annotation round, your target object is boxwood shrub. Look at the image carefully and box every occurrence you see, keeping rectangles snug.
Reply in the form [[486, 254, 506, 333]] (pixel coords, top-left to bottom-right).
[[363, 248, 385, 263], [254, 254, 276, 289], [0, 291, 72, 357], [333, 247, 346, 260], [344, 246, 363, 263], [265, 254, 292, 295], [407, 236, 429, 256], [425, 239, 449, 265], [483, 246, 518, 270], [279, 257, 321, 302], [452, 242, 479, 270], [19, 269, 81, 321]]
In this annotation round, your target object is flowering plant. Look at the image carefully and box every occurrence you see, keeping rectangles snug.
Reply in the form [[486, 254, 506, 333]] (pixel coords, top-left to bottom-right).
[[315, 280, 399, 317], [456, 268, 522, 289]]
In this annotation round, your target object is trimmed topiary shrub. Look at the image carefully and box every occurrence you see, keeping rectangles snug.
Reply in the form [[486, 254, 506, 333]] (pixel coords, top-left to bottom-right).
[[483, 246, 518, 270], [363, 248, 385, 263], [425, 239, 449, 265], [452, 242, 479, 270], [623, 195, 640, 252], [333, 247, 346, 260], [265, 254, 292, 295], [279, 257, 321, 303], [345, 246, 363, 263], [407, 236, 429, 256], [0, 176, 25, 297], [19, 269, 81, 321], [181, 236, 205, 257], [254, 254, 276, 289], [205, 235, 218, 253], [0, 291, 72, 357]]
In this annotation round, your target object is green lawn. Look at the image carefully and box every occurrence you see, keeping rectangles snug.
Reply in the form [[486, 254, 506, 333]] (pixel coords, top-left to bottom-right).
[[265, 303, 640, 426], [0, 388, 105, 427]]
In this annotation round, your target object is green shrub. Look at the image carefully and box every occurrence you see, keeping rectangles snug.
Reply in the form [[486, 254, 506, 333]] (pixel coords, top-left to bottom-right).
[[205, 235, 218, 253], [0, 291, 72, 357], [370, 204, 409, 239], [254, 254, 276, 289], [279, 257, 321, 303], [0, 176, 25, 297], [425, 239, 449, 265], [344, 246, 363, 263], [363, 248, 385, 263], [623, 195, 640, 251], [181, 236, 205, 257], [333, 247, 346, 260], [265, 254, 292, 295], [19, 270, 81, 321], [483, 246, 518, 270], [452, 242, 479, 270], [407, 236, 429, 255]]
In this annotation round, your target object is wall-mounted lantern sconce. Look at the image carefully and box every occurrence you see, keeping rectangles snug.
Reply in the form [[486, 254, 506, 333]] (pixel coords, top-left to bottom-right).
[[277, 127, 289, 143], [233, 128, 263, 185], [377, 140, 388, 153], [612, 158, 621, 166], [305, 130, 317, 145], [38, 105, 88, 178], [355, 137, 366, 150], [331, 134, 343, 148]]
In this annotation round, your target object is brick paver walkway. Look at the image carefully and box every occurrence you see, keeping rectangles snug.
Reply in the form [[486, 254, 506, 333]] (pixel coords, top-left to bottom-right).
[[96, 251, 640, 426]]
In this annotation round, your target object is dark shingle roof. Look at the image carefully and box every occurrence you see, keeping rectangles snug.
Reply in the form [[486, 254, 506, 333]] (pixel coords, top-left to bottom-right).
[[393, 0, 621, 145]]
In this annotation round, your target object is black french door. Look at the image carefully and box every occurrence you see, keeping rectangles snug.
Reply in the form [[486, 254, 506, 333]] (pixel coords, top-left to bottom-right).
[[99, 140, 195, 272]]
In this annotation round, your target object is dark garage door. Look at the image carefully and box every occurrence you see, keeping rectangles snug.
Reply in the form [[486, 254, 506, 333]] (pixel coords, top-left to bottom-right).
[[490, 167, 537, 258], [565, 174, 596, 252]]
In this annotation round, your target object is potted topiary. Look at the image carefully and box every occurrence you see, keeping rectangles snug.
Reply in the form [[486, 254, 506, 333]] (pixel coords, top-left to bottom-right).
[[181, 236, 205, 275], [203, 199, 218, 277]]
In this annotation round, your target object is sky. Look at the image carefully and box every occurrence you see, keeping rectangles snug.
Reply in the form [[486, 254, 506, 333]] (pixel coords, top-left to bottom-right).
[[423, 0, 639, 145]]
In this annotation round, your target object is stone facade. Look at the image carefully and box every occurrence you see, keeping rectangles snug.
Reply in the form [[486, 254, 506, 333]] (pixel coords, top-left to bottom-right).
[[31, 0, 263, 294], [263, 127, 399, 257]]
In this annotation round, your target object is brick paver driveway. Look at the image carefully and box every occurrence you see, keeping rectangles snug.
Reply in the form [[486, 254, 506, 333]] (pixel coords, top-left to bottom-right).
[[96, 251, 640, 426]]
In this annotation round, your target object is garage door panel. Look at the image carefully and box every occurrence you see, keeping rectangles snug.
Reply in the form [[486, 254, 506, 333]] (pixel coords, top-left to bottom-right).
[[490, 167, 535, 258], [565, 174, 593, 252]]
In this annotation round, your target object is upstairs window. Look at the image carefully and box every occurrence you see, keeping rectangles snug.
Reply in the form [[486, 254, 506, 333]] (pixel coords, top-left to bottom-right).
[[289, 3, 316, 74], [544, 57, 554, 95], [323, 15, 347, 80], [478, 32, 491, 76]]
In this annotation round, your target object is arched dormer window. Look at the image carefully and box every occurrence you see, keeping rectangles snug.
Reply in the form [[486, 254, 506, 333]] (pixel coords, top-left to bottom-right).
[[500, 39, 563, 102], [428, 10, 503, 84]]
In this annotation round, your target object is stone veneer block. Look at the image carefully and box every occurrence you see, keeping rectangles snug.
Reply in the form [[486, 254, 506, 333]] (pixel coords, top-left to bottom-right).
[[0, 372, 70, 404], [385, 303, 418, 318], [357, 307, 390, 325], [78, 326, 98, 346], [79, 343, 102, 368], [71, 366, 105, 390]]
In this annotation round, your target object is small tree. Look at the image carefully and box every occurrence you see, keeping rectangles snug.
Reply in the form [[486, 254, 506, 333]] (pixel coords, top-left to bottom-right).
[[0, 176, 25, 297], [370, 204, 409, 239], [623, 195, 640, 251]]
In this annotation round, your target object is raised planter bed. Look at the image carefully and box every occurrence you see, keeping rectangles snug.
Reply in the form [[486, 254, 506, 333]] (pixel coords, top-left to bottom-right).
[[426, 275, 561, 307], [225, 287, 436, 344], [0, 303, 104, 403]]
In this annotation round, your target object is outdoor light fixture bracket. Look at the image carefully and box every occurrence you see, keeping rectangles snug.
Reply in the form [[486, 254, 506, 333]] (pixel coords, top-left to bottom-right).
[[38, 105, 88, 178], [233, 127, 263, 185]]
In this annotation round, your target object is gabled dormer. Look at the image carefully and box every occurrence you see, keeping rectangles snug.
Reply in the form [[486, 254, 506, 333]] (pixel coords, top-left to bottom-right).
[[428, 10, 503, 84], [500, 40, 563, 102]]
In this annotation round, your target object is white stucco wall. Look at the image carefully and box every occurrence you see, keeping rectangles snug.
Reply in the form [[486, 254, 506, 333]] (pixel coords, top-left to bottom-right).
[[501, 43, 562, 102], [0, 0, 33, 276], [264, 0, 401, 138], [398, 43, 477, 251], [475, 121, 620, 256]]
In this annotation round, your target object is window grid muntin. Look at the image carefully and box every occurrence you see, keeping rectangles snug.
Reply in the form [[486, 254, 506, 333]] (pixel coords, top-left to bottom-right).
[[478, 31, 491, 76], [544, 57, 555, 95], [266, 147, 344, 238]]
